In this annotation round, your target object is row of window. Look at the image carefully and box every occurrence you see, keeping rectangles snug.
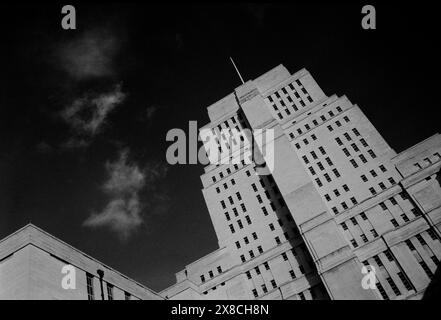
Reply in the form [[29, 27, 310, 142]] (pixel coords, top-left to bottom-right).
[[362, 250, 413, 300], [289, 105, 346, 141], [413, 152, 441, 170], [199, 266, 223, 283], [341, 193, 423, 248], [267, 79, 314, 121], [86, 273, 131, 300], [293, 116, 351, 150], [211, 160, 251, 184], [235, 232, 259, 249]]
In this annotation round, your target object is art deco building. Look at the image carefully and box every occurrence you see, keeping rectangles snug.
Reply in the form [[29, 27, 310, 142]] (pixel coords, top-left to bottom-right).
[[161, 65, 441, 300], [0, 224, 162, 300]]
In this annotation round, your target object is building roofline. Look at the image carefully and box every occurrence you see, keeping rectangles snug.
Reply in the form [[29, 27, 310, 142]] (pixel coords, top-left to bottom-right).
[[0, 223, 162, 299]]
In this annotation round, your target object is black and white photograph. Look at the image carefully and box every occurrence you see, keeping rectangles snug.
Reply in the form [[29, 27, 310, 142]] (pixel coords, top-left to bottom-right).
[[0, 1, 440, 315]]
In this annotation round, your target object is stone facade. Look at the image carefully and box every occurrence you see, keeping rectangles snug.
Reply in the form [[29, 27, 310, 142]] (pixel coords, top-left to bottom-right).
[[0, 224, 162, 300], [161, 65, 441, 300]]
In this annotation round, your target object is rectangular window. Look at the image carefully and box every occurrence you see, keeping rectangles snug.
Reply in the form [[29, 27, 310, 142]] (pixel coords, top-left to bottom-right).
[[361, 234, 368, 243], [257, 195, 263, 203], [315, 178, 323, 187], [401, 214, 410, 222], [124, 291, 131, 300], [397, 272, 413, 291], [386, 277, 401, 296], [86, 273, 94, 300], [106, 284, 114, 300], [368, 149, 377, 159], [351, 239, 358, 248], [271, 280, 277, 288], [332, 168, 341, 178], [317, 162, 324, 171], [289, 270, 296, 279], [350, 159, 358, 168]]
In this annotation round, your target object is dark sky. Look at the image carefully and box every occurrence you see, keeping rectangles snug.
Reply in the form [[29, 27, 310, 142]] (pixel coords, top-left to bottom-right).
[[0, 3, 439, 292]]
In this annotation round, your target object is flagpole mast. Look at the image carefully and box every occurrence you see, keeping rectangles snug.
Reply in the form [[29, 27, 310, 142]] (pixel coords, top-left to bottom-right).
[[229, 57, 245, 84]]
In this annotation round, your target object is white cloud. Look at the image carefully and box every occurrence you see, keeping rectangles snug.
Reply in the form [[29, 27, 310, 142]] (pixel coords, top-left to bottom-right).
[[103, 149, 145, 194], [60, 83, 125, 137], [83, 148, 168, 240], [83, 195, 143, 241]]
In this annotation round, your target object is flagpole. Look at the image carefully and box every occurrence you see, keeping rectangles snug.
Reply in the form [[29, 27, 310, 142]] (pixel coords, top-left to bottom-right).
[[229, 57, 245, 84]]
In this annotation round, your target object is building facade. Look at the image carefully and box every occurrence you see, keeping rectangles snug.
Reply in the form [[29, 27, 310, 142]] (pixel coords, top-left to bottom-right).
[[0, 224, 162, 300], [161, 65, 441, 300]]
